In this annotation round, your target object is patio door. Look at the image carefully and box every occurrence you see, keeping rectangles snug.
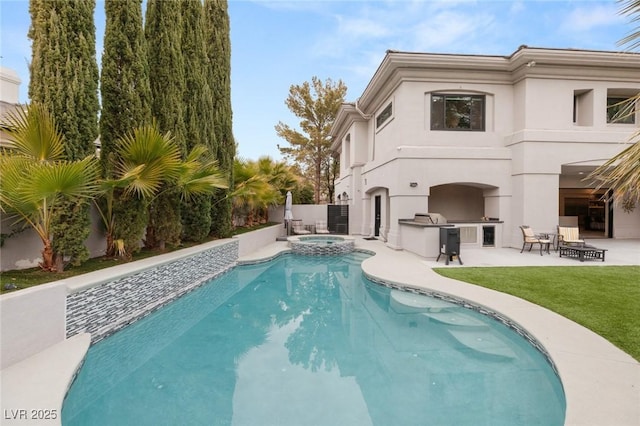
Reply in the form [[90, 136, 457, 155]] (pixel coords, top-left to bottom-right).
[[374, 195, 381, 236]]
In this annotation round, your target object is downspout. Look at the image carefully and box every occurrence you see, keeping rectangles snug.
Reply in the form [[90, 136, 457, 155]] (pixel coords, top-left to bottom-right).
[[354, 97, 372, 119], [354, 97, 375, 160]]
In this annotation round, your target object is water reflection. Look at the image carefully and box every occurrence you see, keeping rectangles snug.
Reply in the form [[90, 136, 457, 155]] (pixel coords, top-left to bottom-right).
[[63, 253, 564, 426]]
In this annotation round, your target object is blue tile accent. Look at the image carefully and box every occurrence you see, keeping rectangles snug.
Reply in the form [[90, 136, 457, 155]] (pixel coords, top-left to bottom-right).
[[289, 237, 355, 255], [66, 240, 239, 344]]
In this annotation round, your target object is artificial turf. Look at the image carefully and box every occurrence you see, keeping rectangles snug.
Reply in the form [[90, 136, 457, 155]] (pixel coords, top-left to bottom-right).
[[433, 265, 640, 361]]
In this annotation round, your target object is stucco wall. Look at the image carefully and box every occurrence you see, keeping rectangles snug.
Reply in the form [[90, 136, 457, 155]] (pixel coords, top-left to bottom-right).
[[0, 283, 67, 370], [268, 204, 330, 228], [0, 206, 106, 272], [233, 224, 283, 257], [614, 206, 640, 238], [331, 49, 640, 252]]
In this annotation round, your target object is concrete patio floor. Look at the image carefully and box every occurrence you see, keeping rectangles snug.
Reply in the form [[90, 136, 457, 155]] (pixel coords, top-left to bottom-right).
[[2, 237, 638, 425]]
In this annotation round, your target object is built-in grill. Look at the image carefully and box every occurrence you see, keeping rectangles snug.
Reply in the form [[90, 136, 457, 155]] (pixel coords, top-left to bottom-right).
[[413, 213, 447, 224]]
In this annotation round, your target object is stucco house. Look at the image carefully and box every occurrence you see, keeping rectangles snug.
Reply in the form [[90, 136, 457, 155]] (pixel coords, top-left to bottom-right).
[[329, 46, 640, 257], [0, 66, 22, 148]]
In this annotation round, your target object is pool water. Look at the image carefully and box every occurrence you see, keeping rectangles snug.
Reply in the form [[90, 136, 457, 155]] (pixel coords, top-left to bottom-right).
[[62, 252, 565, 425], [299, 236, 343, 244]]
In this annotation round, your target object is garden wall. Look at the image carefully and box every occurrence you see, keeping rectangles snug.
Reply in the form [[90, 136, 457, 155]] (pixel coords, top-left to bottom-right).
[[66, 240, 238, 344], [0, 283, 67, 369], [0, 226, 282, 369], [269, 204, 330, 227]]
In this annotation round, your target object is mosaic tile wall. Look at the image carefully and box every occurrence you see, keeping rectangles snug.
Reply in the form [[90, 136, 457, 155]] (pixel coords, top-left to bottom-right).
[[289, 239, 355, 256], [66, 240, 239, 343]]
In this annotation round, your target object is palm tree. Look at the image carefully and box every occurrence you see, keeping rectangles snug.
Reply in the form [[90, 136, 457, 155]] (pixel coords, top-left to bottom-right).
[[587, 0, 640, 211], [231, 157, 298, 226], [98, 123, 228, 257], [0, 103, 100, 271]]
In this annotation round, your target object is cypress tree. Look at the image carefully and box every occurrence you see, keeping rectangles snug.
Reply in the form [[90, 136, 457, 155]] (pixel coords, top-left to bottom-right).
[[100, 0, 151, 256], [204, 0, 235, 238], [29, 0, 99, 160], [180, 0, 215, 242], [28, 0, 99, 270], [100, 0, 151, 173], [145, 0, 186, 249]]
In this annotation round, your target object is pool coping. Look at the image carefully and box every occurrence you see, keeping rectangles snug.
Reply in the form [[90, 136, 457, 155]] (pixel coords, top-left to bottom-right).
[[2, 238, 638, 425], [0, 333, 90, 426]]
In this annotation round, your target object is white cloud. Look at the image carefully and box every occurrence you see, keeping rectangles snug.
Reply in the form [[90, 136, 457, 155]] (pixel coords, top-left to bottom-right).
[[335, 15, 391, 39], [247, 0, 331, 13], [562, 4, 624, 32], [509, 1, 525, 15], [410, 10, 496, 52]]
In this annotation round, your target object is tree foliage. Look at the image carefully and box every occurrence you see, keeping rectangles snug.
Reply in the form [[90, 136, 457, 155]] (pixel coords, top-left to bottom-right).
[[205, 0, 235, 238], [100, 0, 151, 175], [232, 157, 298, 226], [28, 0, 100, 268], [145, 0, 186, 249], [28, 0, 99, 161], [181, 0, 215, 242], [276, 76, 347, 204], [0, 104, 100, 271], [96, 124, 228, 257], [99, 0, 152, 256]]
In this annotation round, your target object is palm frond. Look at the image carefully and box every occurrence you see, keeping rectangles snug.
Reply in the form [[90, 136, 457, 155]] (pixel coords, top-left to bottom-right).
[[19, 157, 101, 203], [587, 130, 640, 204], [114, 124, 182, 198], [618, 0, 640, 50], [0, 103, 65, 161]]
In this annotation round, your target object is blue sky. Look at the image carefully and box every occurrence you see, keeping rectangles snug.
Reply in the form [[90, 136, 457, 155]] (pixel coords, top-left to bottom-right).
[[0, 0, 634, 160]]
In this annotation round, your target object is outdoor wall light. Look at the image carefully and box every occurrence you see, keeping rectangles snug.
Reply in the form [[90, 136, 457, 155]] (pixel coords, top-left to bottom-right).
[[409, 182, 418, 188]]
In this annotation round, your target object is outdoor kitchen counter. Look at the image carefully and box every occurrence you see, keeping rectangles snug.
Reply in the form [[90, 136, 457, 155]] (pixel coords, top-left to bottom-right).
[[398, 220, 503, 258]]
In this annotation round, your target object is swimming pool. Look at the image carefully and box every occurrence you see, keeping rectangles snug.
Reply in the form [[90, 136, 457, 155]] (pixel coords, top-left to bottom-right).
[[62, 252, 565, 425]]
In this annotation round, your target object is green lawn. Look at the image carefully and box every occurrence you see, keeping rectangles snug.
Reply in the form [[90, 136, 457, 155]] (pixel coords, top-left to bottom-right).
[[433, 266, 640, 361]]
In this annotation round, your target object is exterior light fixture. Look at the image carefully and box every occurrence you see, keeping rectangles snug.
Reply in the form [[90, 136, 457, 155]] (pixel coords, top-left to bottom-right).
[[409, 182, 418, 188]]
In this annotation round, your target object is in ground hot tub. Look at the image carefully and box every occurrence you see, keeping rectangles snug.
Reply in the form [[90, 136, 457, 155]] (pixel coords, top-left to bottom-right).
[[288, 235, 355, 255]]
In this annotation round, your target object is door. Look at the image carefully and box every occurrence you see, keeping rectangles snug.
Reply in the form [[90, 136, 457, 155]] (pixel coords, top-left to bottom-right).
[[374, 195, 381, 237]]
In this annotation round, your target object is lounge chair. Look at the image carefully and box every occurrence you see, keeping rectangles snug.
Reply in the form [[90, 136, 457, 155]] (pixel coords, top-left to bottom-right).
[[519, 225, 551, 255], [315, 220, 330, 234], [557, 226, 584, 248], [291, 220, 311, 235]]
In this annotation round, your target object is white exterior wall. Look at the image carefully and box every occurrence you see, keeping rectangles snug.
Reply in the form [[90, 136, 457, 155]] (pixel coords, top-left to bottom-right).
[[331, 48, 640, 254], [0, 66, 20, 104], [1, 206, 107, 271], [1, 283, 67, 369]]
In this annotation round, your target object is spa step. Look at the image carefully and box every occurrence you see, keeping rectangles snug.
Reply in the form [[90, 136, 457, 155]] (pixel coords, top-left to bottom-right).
[[448, 329, 516, 359], [422, 311, 489, 328], [390, 290, 458, 313]]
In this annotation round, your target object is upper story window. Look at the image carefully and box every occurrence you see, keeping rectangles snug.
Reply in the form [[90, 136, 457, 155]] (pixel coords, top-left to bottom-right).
[[376, 102, 393, 129], [431, 94, 485, 131], [607, 96, 636, 124]]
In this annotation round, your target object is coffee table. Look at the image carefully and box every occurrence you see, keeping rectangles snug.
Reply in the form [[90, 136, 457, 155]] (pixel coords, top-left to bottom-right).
[[558, 244, 607, 262]]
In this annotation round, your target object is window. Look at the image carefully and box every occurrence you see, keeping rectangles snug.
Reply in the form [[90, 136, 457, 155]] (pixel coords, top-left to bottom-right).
[[607, 96, 636, 124], [431, 94, 485, 131], [376, 102, 392, 128]]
